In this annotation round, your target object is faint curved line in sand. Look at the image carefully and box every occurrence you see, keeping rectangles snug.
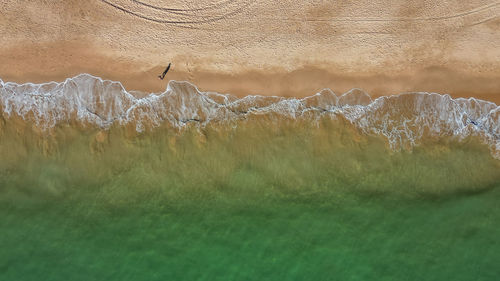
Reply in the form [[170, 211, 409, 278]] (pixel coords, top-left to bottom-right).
[[468, 15, 498, 27], [131, 0, 238, 12], [274, 1, 500, 22], [100, 0, 250, 25], [402, 1, 499, 22], [100, 0, 251, 25], [131, 0, 242, 17]]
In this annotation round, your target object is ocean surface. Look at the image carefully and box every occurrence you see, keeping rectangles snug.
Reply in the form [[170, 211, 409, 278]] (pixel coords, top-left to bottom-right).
[[1, 74, 499, 280]]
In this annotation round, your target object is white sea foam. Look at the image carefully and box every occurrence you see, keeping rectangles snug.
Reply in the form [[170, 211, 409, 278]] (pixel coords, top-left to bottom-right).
[[1, 74, 499, 158]]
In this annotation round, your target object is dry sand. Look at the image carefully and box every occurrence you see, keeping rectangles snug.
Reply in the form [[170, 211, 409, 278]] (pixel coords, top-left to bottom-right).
[[1, 0, 499, 102]]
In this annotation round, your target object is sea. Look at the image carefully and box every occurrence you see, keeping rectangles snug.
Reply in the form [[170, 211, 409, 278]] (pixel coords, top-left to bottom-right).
[[0, 74, 499, 280]]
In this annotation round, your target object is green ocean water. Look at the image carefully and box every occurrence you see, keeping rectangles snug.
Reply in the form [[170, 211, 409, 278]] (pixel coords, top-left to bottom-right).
[[1, 75, 500, 280], [0, 119, 499, 280], [1, 187, 500, 280]]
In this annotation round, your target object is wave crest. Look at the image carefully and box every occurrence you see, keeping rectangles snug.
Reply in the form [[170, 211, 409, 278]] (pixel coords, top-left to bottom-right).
[[1, 74, 499, 158]]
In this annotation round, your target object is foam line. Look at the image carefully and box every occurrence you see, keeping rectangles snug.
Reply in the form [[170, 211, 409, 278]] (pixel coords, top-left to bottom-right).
[[1, 74, 499, 158]]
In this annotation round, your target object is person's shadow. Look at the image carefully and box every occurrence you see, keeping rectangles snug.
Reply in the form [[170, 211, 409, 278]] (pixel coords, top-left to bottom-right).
[[158, 63, 171, 80]]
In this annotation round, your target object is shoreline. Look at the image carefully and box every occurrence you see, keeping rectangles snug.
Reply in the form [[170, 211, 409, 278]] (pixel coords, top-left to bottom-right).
[[1, 72, 499, 108], [1, 67, 499, 104], [1, 41, 498, 103]]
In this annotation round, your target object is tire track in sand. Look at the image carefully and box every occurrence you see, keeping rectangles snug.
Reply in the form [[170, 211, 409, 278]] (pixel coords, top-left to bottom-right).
[[100, 0, 252, 26]]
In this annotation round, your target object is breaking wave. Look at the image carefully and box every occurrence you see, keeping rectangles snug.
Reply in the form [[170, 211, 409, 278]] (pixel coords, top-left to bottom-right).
[[1, 73, 499, 159]]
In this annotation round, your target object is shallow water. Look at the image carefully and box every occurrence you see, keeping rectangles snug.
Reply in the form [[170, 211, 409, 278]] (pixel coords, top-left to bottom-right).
[[0, 75, 499, 280]]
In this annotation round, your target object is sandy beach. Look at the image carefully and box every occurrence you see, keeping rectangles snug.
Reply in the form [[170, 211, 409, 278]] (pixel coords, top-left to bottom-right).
[[1, 0, 499, 101]]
